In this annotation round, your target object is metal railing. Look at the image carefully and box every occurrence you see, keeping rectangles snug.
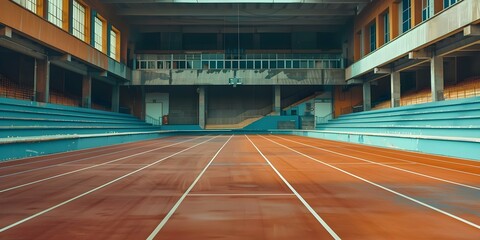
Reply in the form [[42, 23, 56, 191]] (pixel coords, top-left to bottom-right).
[[315, 112, 333, 125], [207, 105, 273, 125], [145, 115, 161, 126], [136, 53, 343, 70]]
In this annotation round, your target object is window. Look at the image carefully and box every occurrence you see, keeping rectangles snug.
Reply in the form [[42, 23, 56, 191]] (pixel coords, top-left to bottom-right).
[[109, 28, 117, 59], [94, 16, 104, 52], [402, 0, 411, 33], [422, 0, 434, 21], [72, 0, 86, 41], [48, 0, 63, 28], [444, 0, 458, 8], [14, 0, 37, 13], [384, 12, 390, 43], [370, 22, 376, 52]]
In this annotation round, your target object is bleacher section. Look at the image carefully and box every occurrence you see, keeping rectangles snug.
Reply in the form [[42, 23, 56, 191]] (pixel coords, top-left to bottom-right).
[[0, 74, 109, 109], [0, 97, 163, 161], [313, 97, 480, 160]]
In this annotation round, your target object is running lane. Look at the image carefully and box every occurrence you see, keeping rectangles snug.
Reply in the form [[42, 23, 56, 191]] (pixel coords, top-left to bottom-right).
[[148, 135, 338, 240], [250, 135, 480, 239], [0, 135, 221, 238]]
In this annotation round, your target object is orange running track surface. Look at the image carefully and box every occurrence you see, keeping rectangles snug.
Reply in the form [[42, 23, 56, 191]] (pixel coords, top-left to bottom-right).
[[0, 135, 479, 239]]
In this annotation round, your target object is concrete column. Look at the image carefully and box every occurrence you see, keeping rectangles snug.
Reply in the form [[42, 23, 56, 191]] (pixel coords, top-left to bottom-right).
[[217, 33, 223, 50], [430, 55, 445, 102], [82, 75, 92, 108], [363, 82, 371, 111], [390, 71, 401, 107], [141, 86, 146, 120], [35, 58, 50, 103], [198, 86, 206, 129], [111, 84, 120, 112], [274, 85, 281, 115]]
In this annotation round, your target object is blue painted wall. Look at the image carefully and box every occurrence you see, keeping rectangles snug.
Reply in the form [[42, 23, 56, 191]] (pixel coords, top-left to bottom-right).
[[243, 115, 300, 130]]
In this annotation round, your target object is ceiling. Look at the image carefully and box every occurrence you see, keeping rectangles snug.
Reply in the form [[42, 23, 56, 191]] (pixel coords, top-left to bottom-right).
[[98, 0, 370, 33]]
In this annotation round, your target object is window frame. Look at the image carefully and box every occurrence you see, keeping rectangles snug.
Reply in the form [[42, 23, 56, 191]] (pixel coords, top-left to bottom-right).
[[93, 14, 107, 53], [47, 0, 64, 29], [14, 0, 38, 14], [383, 11, 390, 44], [369, 21, 376, 52], [401, 0, 411, 33], [71, 0, 88, 42], [443, 0, 458, 8], [109, 26, 121, 61]]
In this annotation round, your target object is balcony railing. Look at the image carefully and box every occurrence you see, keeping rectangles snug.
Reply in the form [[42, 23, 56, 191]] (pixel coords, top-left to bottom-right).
[[135, 53, 343, 70]]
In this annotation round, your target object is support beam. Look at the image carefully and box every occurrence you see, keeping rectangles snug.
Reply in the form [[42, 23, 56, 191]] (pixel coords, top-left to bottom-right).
[[117, 7, 355, 17], [346, 79, 363, 85], [408, 49, 431, 60], [82, 75, 92, 108], [463, 25, 480, 36], [390, 71, 401, 107], [362, 82, 371, 111], [35, 58, 50, 103], [111, 84, 120, 112], [374, 67, 391, 74], [430, 55, 445, 102], [198, 86, 206, 129], [0, 26, 12, 38], [273, 85, 281, 115]]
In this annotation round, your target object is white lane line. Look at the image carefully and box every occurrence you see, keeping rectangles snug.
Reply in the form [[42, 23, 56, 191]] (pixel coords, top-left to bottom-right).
[[0, 136, 205, 193], [312, 137, 480, 169], [60, 164, 151, 167], [246, 135, 341, 240], [274, 136, 480, 191], [0, 138, 169, 170], [147, 135, 233, 240], [296, 136, 480, 176], [0, 135, 219, 233], [261, 135, 480, 230], [329, 162, 418, 165], [0, 137, 194, 178], [337, 145, 480, 176], [188, 193, 295, 196]]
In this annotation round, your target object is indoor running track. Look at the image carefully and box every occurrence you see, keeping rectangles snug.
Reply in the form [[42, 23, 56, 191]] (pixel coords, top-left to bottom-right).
[[0, 135, 479, 239]]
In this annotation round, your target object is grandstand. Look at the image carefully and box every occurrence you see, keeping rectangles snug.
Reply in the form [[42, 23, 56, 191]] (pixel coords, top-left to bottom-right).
[[1, 0, 480, 239]]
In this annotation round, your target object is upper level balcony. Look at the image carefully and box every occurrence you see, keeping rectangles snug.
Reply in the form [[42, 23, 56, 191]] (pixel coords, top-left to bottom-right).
[[132, 52, 346, 86], [135, 53, 343, 70]]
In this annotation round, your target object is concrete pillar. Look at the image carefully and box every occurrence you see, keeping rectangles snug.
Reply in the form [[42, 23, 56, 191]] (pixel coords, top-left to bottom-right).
[[217, 33, 223, 50], [111, 84, 120, 112], [363, 82, 371, 111], [198, 86, 206, 129], [391, 71, 401, 107], [82, 75, 92, 108], [274, 85, 281, 115], [141, 86, 146, 120], [35, 58, 50, 103], [430, 55, 444, 102]]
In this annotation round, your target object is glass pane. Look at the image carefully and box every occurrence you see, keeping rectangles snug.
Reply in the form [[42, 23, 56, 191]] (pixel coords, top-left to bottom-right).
[[255, 61, 261, 69], [247, 61, 253, 69], [209, 61, 216, 69]]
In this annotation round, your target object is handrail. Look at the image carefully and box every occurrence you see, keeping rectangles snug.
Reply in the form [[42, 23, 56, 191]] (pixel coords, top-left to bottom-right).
[[315, 113, 333, 125], [136, 53, 343, 70], [145, 114, 161, 126], [207, 105, 273, 125]]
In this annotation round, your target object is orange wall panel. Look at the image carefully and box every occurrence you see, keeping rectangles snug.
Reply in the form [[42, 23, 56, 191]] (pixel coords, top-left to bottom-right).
[[389, 2, 399, 40], [411, 0, 422, 27], [333, 85, 363, 118], [0, 1, 108, 70]]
